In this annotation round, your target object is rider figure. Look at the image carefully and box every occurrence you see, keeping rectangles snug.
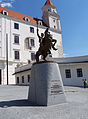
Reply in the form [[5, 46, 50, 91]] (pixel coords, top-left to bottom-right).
[[37, 28, 44, 47], [36, 27, 57, 62]]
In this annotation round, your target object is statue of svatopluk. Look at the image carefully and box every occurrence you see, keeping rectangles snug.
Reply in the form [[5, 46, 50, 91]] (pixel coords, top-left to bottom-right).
[[35, 26, 57, 63]]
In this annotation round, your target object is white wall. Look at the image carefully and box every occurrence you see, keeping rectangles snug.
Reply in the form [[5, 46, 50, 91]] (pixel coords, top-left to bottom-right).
[[15, 70, 31, 85], [59, 63, 88, 87]]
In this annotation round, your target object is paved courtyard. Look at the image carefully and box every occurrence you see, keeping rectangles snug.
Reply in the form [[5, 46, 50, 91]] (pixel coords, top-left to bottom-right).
[[0, 85, 88, 119]]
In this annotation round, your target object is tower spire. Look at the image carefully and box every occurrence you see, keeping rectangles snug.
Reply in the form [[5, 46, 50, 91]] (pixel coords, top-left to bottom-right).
[[42, 0, 56, 10]]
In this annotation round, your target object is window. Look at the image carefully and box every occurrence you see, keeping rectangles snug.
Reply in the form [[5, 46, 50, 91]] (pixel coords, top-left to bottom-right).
[[3, 10, 8, 15], [14, 35, 19, 44], [4, 11, 8, 15], [30, 27, 34, 33], [48, 9, 51, 12], [31, 53, 35, 61], [24, 17, 29, 22], [65, 69, 71, 78], [39, 22, 42, 25], [14, 51, 19, 60], [77, 68, 83, 77], [14, 23, 19, 29], [25, 38, 35, 49], [38, 21, 42, 25], [17, 77, 19, 84], [28, 75, 30, 82], [28, 60, 30, 64], [22, 76, 24, 83], [30, 39, 35, 47], [53, 19, 55, 22], [25, 38, 29, 49], [54, 25, 56, 29]]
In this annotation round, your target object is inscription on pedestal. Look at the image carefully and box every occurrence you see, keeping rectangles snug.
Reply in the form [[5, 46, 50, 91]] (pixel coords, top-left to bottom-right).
[[50, 80, 63, 95]]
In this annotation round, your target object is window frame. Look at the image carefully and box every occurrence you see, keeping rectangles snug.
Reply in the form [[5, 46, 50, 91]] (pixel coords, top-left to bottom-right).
[[31, 53, 35, 61], [38, 21, 42, 26], [14, 35, 19, 44], [53, 19, 55, 23], [22, 76, 24, 83], [14, 23, 19, 30], [16, 77, 19, 84], [3, 10, 8, 16], [77, 68, 83, 77], [30, 27, 34, 33], [65, 69, 71, 78], [48, 9, 51, 12], [54, 25, 56, 29], [24, 17, 29, 22], [14, 50, 20, 60], [30, 39, 35, 47], [28, 75, 30, 82]]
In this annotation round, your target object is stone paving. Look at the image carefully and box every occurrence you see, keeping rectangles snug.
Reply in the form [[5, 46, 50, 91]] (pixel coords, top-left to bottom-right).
[[0, 85, 88, 119]]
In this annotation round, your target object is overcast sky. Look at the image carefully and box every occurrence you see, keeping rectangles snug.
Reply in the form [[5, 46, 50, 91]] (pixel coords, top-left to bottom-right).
[[1, 0, 88, 57]]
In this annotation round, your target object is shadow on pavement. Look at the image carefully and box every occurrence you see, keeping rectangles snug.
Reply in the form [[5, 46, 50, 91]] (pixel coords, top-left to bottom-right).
[[0, 99, 45, 108]]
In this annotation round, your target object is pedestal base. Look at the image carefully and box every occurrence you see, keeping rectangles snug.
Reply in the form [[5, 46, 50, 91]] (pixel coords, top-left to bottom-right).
[[28, 61, 66, 106]]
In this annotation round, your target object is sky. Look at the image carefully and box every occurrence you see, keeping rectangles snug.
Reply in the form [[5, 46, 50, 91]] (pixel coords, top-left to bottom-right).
[[1, 0, 88, 57]]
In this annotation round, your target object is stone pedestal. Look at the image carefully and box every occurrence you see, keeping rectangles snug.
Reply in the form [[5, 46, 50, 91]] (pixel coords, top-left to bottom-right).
[[28, 61, 66, 106]]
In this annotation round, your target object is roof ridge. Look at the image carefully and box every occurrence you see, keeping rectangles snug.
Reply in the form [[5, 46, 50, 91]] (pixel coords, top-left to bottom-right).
[[0, 6, 34, 19], [0, 6, 46, 26]]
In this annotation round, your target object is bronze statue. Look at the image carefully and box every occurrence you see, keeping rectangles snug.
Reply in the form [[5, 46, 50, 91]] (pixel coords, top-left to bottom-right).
[[35, 24, 57, 63]]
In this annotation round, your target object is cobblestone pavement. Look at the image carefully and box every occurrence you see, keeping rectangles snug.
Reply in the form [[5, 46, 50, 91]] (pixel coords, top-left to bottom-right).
[[0, 85, 88, 119]]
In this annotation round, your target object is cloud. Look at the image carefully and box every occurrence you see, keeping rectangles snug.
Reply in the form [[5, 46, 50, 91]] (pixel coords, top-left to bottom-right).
[[1, 2, 12, 7], [0, 0, 15, 7]]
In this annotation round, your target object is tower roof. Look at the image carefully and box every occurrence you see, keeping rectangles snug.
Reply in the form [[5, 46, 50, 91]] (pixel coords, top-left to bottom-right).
[[42, 0, 56, 10]]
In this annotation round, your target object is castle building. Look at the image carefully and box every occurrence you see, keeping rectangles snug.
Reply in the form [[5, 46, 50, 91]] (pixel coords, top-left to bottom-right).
[[0, 0, 63, 85]]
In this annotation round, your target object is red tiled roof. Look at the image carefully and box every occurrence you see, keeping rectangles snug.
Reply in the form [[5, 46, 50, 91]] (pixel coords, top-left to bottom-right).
[[42, 0, 56, 10], [0, 6, 46, 26]]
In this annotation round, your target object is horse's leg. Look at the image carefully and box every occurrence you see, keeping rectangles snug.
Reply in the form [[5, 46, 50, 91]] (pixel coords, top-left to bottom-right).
[[43, 52, 47, 61], [35, 51, 41, 62], [48, 50, 51, 54], [43, 56, 47, 61], [52, 45, 57, 50]]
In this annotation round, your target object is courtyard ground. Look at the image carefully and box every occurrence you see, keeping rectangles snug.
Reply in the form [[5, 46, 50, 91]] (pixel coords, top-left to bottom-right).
[[0, 85, 88, 119]]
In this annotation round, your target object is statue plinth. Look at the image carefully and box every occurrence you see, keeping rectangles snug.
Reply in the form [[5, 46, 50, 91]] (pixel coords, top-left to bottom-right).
[[28, 61, 66, 106]]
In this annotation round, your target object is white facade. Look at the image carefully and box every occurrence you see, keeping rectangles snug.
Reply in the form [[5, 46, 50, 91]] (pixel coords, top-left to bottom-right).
[[52, 56, 88, 87], [0, 0, 63, 85], [15, 64, 32, 85], [60, 63, 88, 87]]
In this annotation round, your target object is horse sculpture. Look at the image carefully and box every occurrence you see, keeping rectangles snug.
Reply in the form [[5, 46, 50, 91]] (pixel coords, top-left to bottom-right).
[[35, 27, 57, 63]]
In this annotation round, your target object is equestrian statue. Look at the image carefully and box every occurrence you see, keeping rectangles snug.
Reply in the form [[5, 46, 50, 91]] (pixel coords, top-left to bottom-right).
[[35, 22, 57, 63]]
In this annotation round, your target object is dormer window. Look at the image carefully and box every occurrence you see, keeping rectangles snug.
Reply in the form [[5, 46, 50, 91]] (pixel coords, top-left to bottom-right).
[[2, 10, 8, 16], [38, 21, 42, 26], [24, 17, 29, 22]]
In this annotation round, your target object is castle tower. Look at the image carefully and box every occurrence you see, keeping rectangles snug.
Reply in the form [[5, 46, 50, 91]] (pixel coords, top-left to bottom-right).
[[42, 0, 61, 32], [42, 0, 63, 57]]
